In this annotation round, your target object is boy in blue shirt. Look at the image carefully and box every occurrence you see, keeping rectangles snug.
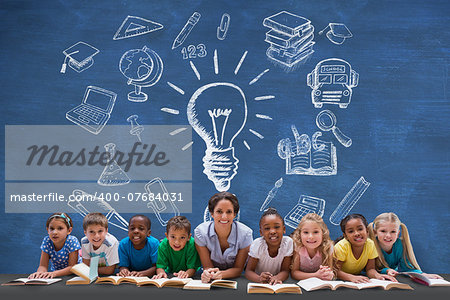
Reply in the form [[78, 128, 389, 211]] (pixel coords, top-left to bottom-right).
[[117, 215, 159, 277]]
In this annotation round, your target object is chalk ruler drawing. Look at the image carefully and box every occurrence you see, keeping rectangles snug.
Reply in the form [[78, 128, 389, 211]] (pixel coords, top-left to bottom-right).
[[61, 41, 99, 73], [65, 86, 116, 135], [68, 189, 129, 231], [278, 125, 337, 176], [172, 12, 201, 50], [307, 58, 359, 108], [319, 23, 352, 45], [127, 115, 144, 142], [145, 177, 180, 226], [284, 195, 326, 229], [329, 177, 370, 225], [119, 46, 163, 102], [113, 16, 163, 40], [217, 13, 230, 40], [260, 177, 283, 211], [316, 109, 352, 147], [263, 11, 315, 70], [98, 143, 130, 186]]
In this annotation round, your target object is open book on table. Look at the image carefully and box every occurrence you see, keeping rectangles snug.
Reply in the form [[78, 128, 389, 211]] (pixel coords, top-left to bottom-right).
[[135, 277, 192, 288], [2, 278, 61, 286], [66, 256, 99, 285], [95, 276, 152, 285], [247, 283, 302, 294], [297, 277, 413, 291], [400, 272, 450, 287], [183, 279, 237, 290]]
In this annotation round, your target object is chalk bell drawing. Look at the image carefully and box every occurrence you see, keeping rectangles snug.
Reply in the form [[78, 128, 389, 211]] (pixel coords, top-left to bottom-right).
[[277, 125, 336, 176], [307, 58, 359, 108], [187, 82, 247, 191], [284, 195, 326, 229]]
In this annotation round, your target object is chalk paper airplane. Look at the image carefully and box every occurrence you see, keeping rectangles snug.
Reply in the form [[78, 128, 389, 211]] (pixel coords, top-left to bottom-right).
[[113, 15, 163, 40]]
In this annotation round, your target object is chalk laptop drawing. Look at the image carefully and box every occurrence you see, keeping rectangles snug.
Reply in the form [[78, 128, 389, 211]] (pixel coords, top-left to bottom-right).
[[66, 86, 117, 135], [284, 195, 325, 229]]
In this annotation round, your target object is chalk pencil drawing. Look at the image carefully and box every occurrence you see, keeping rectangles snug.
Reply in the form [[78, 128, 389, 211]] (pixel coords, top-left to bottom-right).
[[284, 195, 326, 229], [113, 16, 163, 40], [61, 41, 99, 73], [329, 177, 370, 225], [318, 23, 352, 45], [172, 12, 201, 50], [263, 11, 314, 70], [307, 58, 359, 108], [316, 109, 352, 147], [68, 189, 129, 232], [145, 177, 180, 226], [217, 13, 230, 40], [119, 46, 163, 102], [278, 129, 337, 176], [126, 115, 144, 142], [187, 82, 247, 192], [260, 177, 283, 211], [65, 86, 116, 135], [98, 143, 131, 186]]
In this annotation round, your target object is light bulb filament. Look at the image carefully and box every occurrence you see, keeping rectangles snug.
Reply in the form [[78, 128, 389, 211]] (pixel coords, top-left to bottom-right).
[[208, 108, 232, 146]]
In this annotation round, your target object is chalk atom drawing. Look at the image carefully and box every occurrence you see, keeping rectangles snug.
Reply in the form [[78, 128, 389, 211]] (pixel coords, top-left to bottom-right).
[[113, 16, 163, 40], [307, 58, 359, 108], [263, 11, 315, 69], [284, 195, 326, 229]]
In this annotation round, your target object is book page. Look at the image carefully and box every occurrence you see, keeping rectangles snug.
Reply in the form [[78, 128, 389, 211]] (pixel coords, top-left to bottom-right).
[[311, 140, 333, 170], [183, 279, 211, 289], [297, 278, 331, 291]]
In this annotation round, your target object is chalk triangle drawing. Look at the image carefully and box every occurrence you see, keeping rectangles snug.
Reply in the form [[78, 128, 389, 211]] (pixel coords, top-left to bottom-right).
[[113, 15, 163, 40]]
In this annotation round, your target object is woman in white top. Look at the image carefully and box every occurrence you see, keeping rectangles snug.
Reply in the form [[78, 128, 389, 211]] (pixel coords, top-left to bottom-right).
[[245, 208, 293, 285], [194, 192, 253, 282]]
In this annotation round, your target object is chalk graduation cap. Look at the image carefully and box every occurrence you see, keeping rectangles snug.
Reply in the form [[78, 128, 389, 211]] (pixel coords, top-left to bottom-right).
[[319, 23, 353, 45], [113, 15, 163, 40], [60, 41, 99, 73]]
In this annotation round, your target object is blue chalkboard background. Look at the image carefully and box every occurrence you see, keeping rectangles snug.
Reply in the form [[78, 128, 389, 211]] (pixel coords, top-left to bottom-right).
[[1, 0, 449, 274]]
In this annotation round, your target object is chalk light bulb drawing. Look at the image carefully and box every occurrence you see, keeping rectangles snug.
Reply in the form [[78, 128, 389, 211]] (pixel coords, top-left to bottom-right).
[[187, 82, 247, 191]]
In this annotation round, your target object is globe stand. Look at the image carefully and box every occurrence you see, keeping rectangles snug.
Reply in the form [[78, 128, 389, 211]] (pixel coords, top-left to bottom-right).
[[128, 85, 148, 102]]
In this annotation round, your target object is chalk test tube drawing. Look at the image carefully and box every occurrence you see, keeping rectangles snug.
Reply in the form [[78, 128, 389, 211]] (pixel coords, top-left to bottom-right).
[[66, 86, 117, 135], [127, 115, 144, 142], [204, 205, 240, 222], [187, 82, 247, 192], [145, 177, 180, 226], [172, 12, 201, 50], [263, 11, 315, 69], [260, 177, 283, 211], [98, 143, 131, 186], [119, 46, 163, 102], [68, 189, 129, 231], [307, 58, 359, 108], [113, 15, 163, 40], [329, 177, 370, 225], [316, 110, 352, 147], [217, 13, 230, 40], [318, 23, 352, 45], [61, 41, 99, 73], [284, 195, 326, 229]]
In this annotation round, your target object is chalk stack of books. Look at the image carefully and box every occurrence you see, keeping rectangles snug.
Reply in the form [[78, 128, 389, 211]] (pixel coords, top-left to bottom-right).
[[263, 11, 315, 68]]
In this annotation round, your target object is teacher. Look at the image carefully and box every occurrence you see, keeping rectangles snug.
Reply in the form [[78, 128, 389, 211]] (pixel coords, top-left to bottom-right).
[[194, 192, 253, 282]]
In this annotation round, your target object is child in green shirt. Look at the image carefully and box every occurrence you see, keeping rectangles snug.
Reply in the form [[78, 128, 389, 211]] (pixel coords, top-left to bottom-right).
[[153, 216, 201, 279]]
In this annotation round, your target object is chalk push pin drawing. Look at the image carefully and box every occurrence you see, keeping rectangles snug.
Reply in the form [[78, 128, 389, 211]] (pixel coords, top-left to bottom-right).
[[127, 115, 144, 142], [98, 143, 130, 186], [61, 41, 99, 73], [119, 46, 163, 102], [319, 23, 352, 45]]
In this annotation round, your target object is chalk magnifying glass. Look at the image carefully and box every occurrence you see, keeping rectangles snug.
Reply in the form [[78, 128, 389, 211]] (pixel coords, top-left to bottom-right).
[[316, 110, 352, 147]]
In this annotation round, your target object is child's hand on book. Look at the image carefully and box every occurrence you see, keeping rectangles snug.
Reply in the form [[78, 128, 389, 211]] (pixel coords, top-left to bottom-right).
[[28, 271, 55, 279], [375, 273, 397, 282], [316, 266, 334, 281], [174, 271, 189, 279], [117, 268, 132, 277], [152, 272, 168, 279], [268, 276, 282, 285], [259, 272, 273, 283], [129, 271, 146, 277], [386, 268, 398, 277], [349, 275, 371, 283]]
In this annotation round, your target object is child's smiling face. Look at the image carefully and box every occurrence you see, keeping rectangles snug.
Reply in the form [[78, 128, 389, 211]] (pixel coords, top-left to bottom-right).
[[344, 218, 368, 247], [300, 221, 323, 251], [260, 214, 285, 248], [47, 218, 71, 248], [85, 224, 108, 250], [166, 228, 190, 251], [128, 216, 151, 249], [375, 221, 399, 252]]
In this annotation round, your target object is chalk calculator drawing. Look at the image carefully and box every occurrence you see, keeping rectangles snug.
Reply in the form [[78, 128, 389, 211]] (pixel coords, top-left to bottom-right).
[[307, 58, 359, 108], [113, 15, 163, 40], [263, 11, 315, 70], [284, 195, 326, 229]]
